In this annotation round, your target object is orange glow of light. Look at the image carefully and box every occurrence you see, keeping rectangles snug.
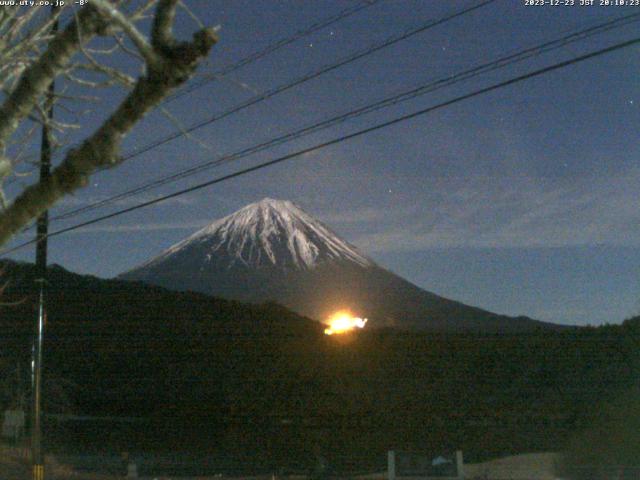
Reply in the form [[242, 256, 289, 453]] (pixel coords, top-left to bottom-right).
[[324, 310, 368, 335]]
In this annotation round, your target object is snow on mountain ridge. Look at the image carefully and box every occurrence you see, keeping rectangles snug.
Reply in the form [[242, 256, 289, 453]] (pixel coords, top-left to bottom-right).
[[119, 199, 558, 333], [136, 198, 373, 272]]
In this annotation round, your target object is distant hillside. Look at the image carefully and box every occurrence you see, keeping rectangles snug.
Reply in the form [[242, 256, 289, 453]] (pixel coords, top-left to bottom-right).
[[120, 198, 558, 333], [0, 259, 320, 416], [0, 260, 637, 472]]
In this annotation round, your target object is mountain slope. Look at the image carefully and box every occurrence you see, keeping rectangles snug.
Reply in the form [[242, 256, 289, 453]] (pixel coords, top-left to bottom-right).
[[131, 198, 372, 272], [1, 259, 625, 471], [120, 198, 556, 332]]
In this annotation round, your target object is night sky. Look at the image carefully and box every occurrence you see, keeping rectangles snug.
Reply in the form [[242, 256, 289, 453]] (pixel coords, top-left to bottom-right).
[[4, 0, 640, 326]]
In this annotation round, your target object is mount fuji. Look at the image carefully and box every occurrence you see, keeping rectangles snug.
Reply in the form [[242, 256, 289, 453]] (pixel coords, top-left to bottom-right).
[[119, 198, 555, 332]]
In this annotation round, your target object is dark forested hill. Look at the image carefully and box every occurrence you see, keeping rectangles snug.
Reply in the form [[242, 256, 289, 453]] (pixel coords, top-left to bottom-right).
[[0, 260, 638, 472]]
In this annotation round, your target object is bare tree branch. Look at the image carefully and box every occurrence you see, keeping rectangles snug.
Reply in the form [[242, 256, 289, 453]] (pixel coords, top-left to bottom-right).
[[91, 0, 160, 66], [0, 7, 107, 152], [0, 3, 218, 246], [152, 0, 179, 50]]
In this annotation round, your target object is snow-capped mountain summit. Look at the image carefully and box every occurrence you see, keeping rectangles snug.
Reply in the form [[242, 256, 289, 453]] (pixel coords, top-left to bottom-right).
[[141, 198, 372, 272], [120, 198, 556, 333]]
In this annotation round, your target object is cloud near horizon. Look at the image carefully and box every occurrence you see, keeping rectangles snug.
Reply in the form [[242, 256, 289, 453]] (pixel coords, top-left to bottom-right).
[[57, 192, 197, 209], [322, 172, 640, 252], [53, 170, 640, 248], [65, 220, 210, 234]]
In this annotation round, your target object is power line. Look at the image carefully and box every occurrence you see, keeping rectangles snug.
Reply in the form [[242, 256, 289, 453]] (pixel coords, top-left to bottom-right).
[[51, 0, 497, 218], [15, 0, 383, 172], [6, 0, 498, 236], [49, 11, 640, 223], [2, 34, 638, 257], [163, 0, 385, 104], [112, 0, 498, 165]]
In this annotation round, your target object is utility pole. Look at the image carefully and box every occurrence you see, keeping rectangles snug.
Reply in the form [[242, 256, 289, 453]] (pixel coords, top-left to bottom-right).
[[31, 6, 58, 480]]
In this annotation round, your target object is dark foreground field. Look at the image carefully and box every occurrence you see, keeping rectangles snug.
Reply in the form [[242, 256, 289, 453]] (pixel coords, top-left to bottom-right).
[[1, 261, 639, 478]]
